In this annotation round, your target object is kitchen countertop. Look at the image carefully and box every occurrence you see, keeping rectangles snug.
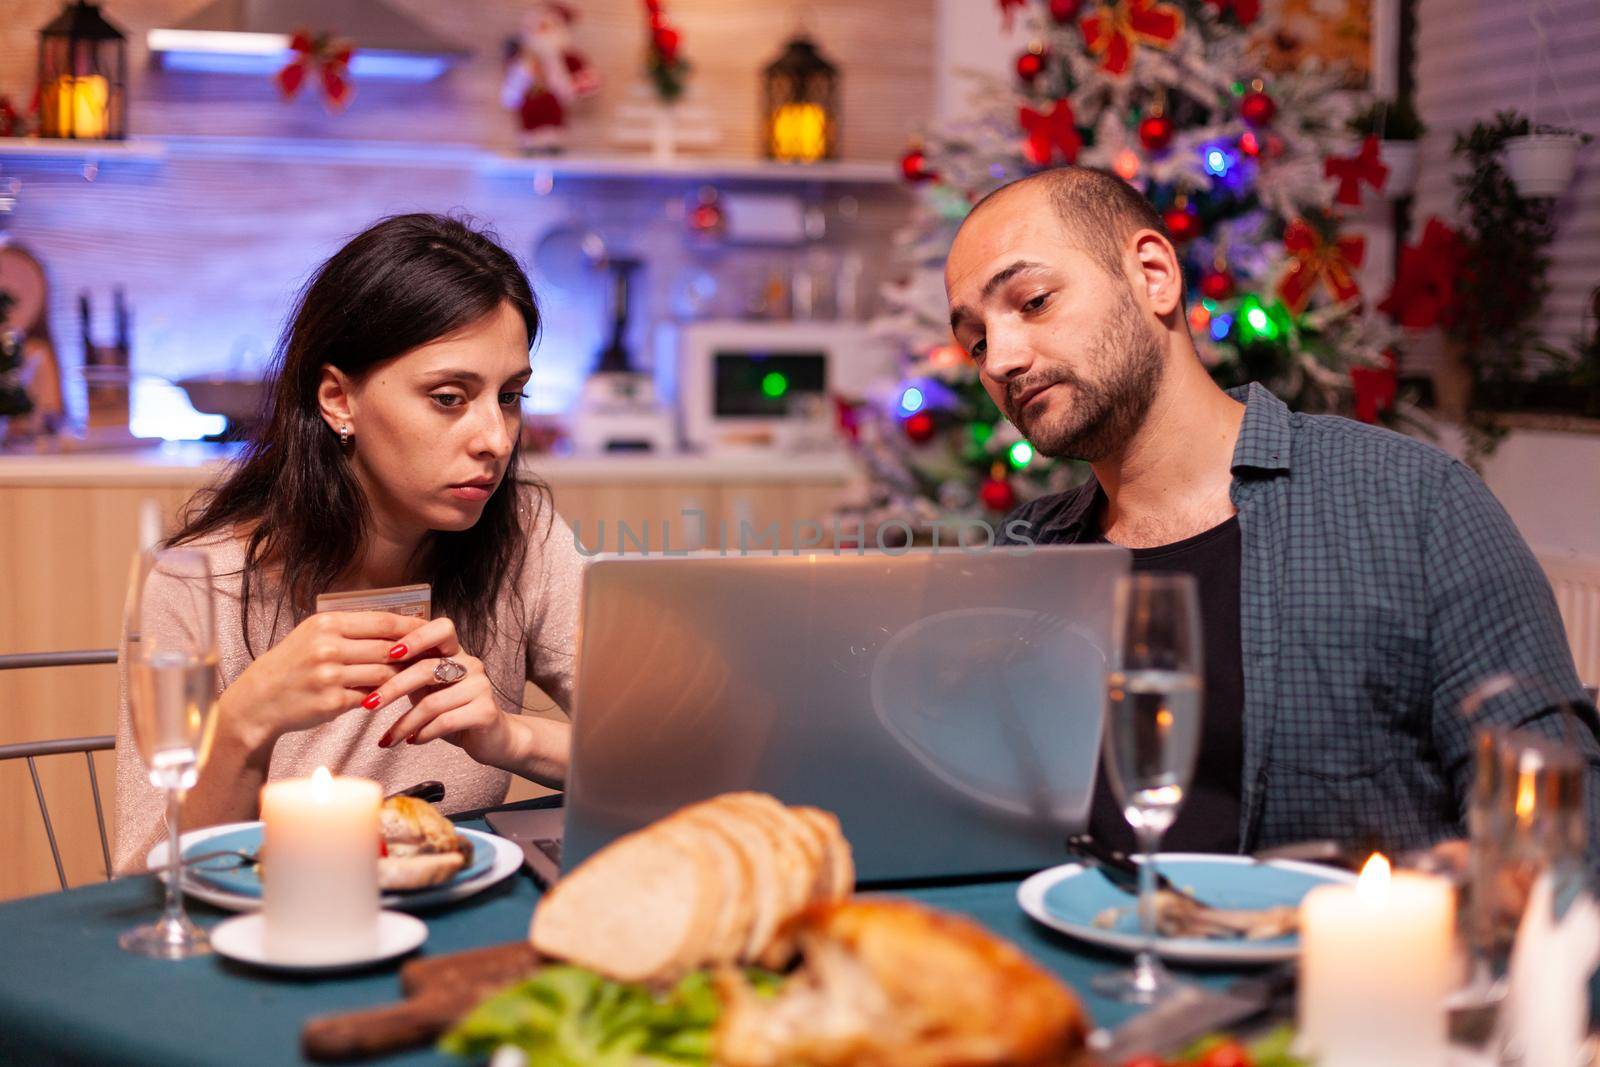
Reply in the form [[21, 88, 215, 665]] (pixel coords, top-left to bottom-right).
[[0, 442, 859, 487]]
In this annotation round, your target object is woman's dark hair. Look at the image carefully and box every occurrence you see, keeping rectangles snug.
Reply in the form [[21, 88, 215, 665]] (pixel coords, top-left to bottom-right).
[[170, 213, 551, 660]]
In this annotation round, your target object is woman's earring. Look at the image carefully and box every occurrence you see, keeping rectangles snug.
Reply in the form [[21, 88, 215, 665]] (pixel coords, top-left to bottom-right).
[[339, 424, 352, 449]]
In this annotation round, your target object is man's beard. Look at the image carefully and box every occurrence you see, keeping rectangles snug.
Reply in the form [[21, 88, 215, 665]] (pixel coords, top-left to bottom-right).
[[1000, 288, 1165, 462]]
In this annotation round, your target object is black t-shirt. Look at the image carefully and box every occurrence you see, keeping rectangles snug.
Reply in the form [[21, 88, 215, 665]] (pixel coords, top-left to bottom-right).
[[1087, 515, 1246, 854]]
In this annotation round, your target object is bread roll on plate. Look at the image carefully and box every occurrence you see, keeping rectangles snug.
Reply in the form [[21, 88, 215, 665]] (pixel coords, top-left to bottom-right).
[[379, 796, 474, 891]]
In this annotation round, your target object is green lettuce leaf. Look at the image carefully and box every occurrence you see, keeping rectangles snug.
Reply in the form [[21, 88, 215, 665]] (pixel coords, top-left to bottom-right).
[[440, 966, 785, 1066]]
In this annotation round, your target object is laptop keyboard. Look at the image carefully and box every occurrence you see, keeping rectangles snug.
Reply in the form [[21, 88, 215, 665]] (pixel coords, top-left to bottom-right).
[[532, 838, 562, 866]]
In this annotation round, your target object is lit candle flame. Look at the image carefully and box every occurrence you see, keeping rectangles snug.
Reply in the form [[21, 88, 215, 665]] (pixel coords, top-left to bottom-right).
[[1514, 749, 1543, 824], [312, 765, 333, 801], [1356, 853, 1391, 903]]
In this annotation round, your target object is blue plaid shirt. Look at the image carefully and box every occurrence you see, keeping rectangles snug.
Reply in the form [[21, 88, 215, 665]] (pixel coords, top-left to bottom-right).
[[1003, 383, 1600, 858]]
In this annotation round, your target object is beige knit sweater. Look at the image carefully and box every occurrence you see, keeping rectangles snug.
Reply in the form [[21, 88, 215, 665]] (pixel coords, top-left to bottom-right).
[[112, 504, 584, 874]]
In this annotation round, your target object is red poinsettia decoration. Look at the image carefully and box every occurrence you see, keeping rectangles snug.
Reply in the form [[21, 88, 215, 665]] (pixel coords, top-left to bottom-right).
[[1325, 135, 1389, 207], [644, 0, 689, 102], [1278, 218, 1364, 313], [1019, 99, 1082, 166], [275, 28, 356, 111], [1080, 0, 1184, 76], [1378, 217, 1463, 330], [1350, 351, 1398, 424]]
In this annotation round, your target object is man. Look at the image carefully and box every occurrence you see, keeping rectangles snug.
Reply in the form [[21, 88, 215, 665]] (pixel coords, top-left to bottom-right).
[[946, 165, 1598, 859]]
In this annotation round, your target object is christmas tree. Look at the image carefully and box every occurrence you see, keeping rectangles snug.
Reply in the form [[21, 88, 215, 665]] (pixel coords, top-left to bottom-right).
[[847, 0, 1404, 530]]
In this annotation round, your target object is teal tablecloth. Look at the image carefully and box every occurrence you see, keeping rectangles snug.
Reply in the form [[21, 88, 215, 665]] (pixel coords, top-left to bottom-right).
[[0, 804, 1247, 1066]]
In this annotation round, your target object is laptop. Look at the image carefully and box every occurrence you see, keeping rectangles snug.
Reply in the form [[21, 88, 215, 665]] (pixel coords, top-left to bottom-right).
[[488, 544, 1128, 886]]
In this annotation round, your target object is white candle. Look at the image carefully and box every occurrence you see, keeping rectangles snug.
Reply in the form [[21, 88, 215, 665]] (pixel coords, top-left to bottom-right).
[[260, 767, 381, 963], [1299, 855, 1455, 1067]]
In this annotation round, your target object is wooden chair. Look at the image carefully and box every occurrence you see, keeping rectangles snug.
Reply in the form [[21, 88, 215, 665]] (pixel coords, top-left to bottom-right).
[[0, 650, 117, 891]]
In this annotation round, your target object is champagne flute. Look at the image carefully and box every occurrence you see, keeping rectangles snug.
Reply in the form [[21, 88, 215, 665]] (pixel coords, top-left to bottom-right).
[[120, 548, 220, 959], [1091, 573, 1203, 1004]]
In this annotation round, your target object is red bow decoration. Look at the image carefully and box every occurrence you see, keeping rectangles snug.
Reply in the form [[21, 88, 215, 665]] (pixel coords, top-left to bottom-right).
[[1350, 351, 1398, 424], [275, 29, 357, 111], [1278, 219, 1364, 313], [1378, 217, 1463, 330], [1324, 135, 1389, 207], [1019, 100, 1083, 166], [1203, 0, 1260, 26], [996, 0, 1029, 29], [1080, 0, 1184, 76]]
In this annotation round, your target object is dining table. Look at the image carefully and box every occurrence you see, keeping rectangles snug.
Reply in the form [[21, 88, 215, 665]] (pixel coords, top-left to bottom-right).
[[0, 797, 1449, 1066]]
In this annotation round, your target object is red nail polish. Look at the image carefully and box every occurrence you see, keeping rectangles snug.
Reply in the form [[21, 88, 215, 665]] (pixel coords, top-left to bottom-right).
[[362, 693, 382, 710], [387, 644, 407, 660], [377, 735, 390, 749], [406, 735, 419, 745]]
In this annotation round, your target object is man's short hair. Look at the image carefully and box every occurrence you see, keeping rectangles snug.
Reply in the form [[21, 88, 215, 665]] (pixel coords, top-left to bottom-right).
[[967, 166, 1173, 279]]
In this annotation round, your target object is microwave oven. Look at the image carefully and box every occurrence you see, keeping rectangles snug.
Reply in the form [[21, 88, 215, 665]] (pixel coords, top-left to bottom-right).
[[677, 321, 896, 454]]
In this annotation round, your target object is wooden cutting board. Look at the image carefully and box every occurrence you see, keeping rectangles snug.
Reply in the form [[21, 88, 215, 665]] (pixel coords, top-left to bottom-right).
[[300, 941, 541, 1062]]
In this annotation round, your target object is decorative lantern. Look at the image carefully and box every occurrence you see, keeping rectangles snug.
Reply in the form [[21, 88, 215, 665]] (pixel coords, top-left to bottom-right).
[[38, 1, 127, 140], [762, 34, 838, 163]]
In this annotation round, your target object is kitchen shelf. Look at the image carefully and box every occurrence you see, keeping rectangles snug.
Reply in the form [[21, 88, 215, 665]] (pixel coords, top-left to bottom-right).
[[0, 138, 167, 164], [0, 135, 903, 187], [480, 152, 902, 186]]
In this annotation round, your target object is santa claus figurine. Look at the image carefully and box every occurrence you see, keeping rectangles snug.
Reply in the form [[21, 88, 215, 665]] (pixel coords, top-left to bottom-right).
[[501, 3, 599, 153]]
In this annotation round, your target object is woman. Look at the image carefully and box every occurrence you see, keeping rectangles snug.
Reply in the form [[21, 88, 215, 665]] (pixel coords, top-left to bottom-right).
[[113, 214, 583, 873]]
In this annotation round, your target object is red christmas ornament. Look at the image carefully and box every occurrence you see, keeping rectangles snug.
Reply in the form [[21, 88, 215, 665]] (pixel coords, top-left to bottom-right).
[[903, 411, 937, 444], [1049, 0, 1083, 23], [1203, 0, 1261, 25], [1200, 268, 1236, 301], [1016, 48, 1048, 83], [1163, 205, 1200, 243], [653, 27, 681, 61], [1137, 113, 1174, 151], [900, 146, 937, 183], [980, 476, 1018, 513], [1239, 89, 1276, 127]]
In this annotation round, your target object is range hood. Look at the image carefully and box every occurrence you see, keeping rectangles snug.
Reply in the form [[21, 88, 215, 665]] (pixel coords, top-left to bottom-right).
[[147, 0, 469, 81]]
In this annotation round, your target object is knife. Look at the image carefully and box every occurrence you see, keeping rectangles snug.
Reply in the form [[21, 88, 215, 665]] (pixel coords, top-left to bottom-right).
[[1093, 964, 1296, 1062]]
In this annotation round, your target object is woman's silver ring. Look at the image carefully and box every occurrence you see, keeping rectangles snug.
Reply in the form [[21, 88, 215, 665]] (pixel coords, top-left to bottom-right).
[[432, 658, 468, 685]]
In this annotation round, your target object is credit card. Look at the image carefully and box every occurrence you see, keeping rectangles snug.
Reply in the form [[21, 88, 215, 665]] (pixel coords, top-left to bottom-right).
[[315, 583, 432, 619]]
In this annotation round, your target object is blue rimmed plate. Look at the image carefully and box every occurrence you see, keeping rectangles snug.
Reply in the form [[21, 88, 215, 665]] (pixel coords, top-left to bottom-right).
[[1017, 853, 1355, 964], [149, 822, 520, 913]]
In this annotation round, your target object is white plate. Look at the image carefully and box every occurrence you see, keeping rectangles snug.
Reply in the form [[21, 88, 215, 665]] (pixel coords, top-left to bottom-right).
[[210, 909, 427, 972], [147, 823, 522, 913], [1017, 853, 1356, 965]]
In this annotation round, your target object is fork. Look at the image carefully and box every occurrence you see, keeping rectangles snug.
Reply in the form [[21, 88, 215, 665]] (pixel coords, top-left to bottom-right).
[[1064, 833, 1222, 910]]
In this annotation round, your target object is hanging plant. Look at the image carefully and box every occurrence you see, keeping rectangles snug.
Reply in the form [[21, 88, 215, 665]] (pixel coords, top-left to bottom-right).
[[1502, 126, 1589, 200], [1347, 97, 1426, 198]]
